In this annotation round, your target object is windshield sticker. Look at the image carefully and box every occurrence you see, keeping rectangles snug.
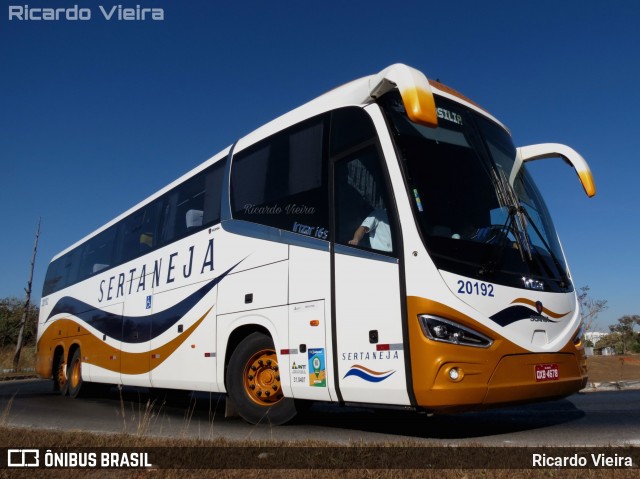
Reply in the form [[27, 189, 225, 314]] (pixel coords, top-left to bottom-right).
[[413, 189, 424, 212], [292, 222, 329, 240], [436, 107, 463, 125]]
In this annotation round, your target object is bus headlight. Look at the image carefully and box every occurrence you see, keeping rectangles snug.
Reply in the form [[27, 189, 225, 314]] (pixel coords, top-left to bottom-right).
[[419, 315, 493, 348]]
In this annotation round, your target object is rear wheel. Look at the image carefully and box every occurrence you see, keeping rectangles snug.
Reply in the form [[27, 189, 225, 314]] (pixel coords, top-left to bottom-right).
[[67, 349, 84, 399], [227, 332, 297, 425], [53, 352, 68, 396]]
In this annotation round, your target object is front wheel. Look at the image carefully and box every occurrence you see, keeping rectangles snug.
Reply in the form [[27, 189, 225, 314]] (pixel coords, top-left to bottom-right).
[[226, 332, 297, 425]]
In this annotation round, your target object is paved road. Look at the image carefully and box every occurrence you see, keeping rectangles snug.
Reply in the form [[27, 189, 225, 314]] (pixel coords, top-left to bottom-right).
[[1, 379, 639, 446]]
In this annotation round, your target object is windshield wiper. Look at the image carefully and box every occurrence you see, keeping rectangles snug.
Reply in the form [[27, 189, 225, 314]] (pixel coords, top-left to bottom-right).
[[498, 169, 532, 257], [517, 206, 570, 288], [478, 205, 529, 276]]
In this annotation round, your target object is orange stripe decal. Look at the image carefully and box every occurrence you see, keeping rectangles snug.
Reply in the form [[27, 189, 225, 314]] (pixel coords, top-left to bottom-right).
[[37, 307, 212, 376], [510, 298, 569, 319]]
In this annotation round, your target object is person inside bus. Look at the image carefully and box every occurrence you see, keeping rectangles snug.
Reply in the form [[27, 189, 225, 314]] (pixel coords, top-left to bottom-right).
[[348, 208, 392, 253]]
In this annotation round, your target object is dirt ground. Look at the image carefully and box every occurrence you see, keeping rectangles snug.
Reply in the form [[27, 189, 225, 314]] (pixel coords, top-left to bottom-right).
[[586, 355, 640, 383]]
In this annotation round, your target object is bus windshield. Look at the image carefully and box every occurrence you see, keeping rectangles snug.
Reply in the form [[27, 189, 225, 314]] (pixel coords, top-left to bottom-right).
[[379, 92, 571, 292]]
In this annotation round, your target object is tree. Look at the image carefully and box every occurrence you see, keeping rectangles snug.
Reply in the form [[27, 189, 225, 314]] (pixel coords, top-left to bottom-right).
[[0, 297, 38, 348], [13, 219, 40, 370], [578, 285, 608, 333], [608, 315, 640, 355]]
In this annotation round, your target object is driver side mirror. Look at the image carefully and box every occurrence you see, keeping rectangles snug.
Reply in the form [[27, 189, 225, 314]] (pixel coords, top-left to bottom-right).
[[510, 143, 596, 197]]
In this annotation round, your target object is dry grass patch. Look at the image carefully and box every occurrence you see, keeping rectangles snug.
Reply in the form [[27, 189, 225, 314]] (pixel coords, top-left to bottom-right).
[[0, 427, 638, 479], [0, 346, 36, 382], [586, 355, 640, 382]]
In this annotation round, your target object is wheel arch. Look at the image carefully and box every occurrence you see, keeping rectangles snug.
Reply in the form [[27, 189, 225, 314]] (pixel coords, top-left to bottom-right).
[[223, 324, 271, 390]]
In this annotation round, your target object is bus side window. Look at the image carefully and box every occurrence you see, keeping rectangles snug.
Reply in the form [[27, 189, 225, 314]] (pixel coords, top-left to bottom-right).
[[202, 162, 223, 226], [231, 116, 329, 239], [117, 201, 162, 264], [78, 227, 117, 280], [159, 162, 223, 245], [43, 257, 64, 296], [334, 148, 396, 255], [62, 247, 82, 290], [330, 107, 397, 255]]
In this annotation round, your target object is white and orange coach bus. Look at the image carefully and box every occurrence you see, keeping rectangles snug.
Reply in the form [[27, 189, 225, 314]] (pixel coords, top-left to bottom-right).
[[37, 64, 596, 424]]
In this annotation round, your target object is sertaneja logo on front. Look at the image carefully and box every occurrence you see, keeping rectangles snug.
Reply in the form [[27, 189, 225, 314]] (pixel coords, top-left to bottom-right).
[[343, 365, 396, 383], [8, 4, 165, 21]]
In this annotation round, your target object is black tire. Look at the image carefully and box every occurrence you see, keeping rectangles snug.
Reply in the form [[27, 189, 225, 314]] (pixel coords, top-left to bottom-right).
[[226, 332, 297, 425], [53, 351, 68, 396], [67, 348, 84, 399]]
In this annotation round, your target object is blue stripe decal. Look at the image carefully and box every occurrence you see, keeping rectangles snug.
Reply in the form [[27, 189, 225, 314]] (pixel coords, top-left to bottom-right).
[[489, 305, 559, 327], [46, 261, 241, 343], [343, 366, 396, 383]]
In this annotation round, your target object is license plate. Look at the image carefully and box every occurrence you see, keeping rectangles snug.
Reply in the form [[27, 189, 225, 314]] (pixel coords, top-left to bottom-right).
[[535, 363, 559, 382]]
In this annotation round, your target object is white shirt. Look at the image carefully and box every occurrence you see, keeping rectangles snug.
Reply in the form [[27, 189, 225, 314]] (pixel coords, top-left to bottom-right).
[[361, 209, 392, 252]]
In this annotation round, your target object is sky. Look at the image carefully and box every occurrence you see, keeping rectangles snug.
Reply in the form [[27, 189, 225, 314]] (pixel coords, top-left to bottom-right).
[[0, 0, 638, 331]]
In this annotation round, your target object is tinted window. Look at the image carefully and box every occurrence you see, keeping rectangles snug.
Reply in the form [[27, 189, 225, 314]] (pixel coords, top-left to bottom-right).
[[329, 108, 397, 255], [117, 200, 163, 264], [62, 247, 82, 290], [42, 160, 225, 297], [79, 228, 117, 279], [330, 107, 377, 156], [160, 162, 224, 245], [334, 146, 396, 255], [43, 257, 64, 296], [379, 92, 570, 291], [231, 117, 329, 239]]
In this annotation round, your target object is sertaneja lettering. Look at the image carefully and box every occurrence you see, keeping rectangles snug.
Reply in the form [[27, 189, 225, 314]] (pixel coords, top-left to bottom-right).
[[98, 239, 214, 303]]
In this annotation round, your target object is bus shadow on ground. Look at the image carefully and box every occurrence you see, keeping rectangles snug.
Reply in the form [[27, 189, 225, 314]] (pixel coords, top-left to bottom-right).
[[97, 385, 586, 441], [293, 399, 586, 440]]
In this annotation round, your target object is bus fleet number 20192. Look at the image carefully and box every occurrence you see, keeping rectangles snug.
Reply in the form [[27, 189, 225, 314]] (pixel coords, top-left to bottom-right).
[[457, 280, 494, 297]]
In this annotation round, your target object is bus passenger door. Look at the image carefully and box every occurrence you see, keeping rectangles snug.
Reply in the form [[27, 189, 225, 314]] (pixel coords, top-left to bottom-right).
[[331, 146, 410, 406]]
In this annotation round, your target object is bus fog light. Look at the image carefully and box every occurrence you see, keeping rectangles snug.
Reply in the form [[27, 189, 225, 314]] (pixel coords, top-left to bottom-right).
[[449, 368, 460, 381]]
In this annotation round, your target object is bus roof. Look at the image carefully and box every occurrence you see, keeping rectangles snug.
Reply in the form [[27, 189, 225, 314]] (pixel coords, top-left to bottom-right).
[[236, 64, 507, 151]]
